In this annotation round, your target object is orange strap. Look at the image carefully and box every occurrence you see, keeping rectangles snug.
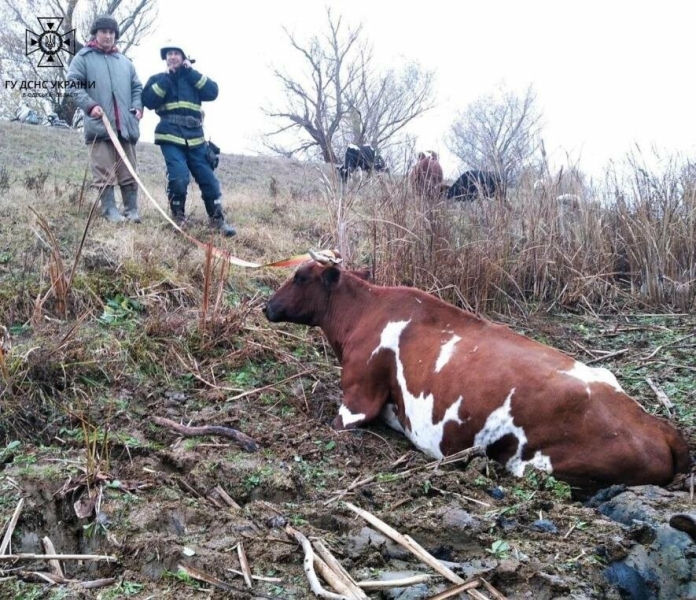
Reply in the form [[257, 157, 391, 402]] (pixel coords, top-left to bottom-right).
[[100, 114, 326, 268]]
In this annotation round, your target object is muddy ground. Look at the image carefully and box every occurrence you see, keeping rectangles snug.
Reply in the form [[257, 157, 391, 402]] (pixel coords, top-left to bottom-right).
[[1, 313, 695, 600]]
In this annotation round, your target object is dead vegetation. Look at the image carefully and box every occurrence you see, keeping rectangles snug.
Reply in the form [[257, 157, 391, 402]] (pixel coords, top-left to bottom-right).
[[0, 120, 694, 599]]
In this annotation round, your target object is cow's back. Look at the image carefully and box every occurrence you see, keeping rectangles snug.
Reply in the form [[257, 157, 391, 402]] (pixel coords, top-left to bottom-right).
[[344, 291, 690, 487]]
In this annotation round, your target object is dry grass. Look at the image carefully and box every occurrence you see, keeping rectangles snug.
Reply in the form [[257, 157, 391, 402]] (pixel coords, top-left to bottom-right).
[[0, 120, 694, 443]]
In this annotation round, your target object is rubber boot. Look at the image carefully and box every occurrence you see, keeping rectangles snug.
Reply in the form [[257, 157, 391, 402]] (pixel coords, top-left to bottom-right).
[[121, 184, 141, 223], [205, 198, 236, 237], [99, 186, 125, 223], [169, 198, 186, 227]]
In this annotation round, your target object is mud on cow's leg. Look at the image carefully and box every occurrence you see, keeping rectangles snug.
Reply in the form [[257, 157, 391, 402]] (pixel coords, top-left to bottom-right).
[[331, 382, 387, 430]]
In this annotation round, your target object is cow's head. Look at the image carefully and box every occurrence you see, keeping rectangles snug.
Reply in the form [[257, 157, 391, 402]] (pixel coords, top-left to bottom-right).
[[265, 251, 369, 326]]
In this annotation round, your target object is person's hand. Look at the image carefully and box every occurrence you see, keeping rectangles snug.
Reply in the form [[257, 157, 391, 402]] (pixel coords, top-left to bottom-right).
[[182, 59, 192, 69], [89, 105, 104, 118], [134, 109, 143, 120]]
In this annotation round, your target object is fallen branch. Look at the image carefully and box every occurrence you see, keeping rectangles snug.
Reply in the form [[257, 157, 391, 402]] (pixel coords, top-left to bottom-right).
[[153, 416, 258, 452], [0, 553, 118, 562], [215, 485, 242, 509], [237, 542, 253, 588], [645, 377, 674, 412], [0, 498, 24, 555], [313, 554, 360, 599], [344, 502, 464, 585], [312, 538, 368, 600], [285, 525, 351, 599], [81, 577, 118, 589], [585, 348, 628, 364]]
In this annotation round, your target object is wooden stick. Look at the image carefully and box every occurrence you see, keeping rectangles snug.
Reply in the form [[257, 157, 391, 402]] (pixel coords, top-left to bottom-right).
[[427, 578, 481, 599], [343, 502, 464, 585], [585, 348, 628, 364], [480, 577, 508, 600], [237, 542, 253, 588], [312, 539, 368, 600], [0, 498, 24, 555], [645, 377, 674, 412], [153, 416, 259, 452], [0, 553, 118, 562], [178, 563, 233, 592], [285, 525, 350, 599], [357, 574, 432, 589], [41, 537, 63, 579], [227, 569, 282, 583], [215, 485, 242, 509], [313, 555, 360, 599]]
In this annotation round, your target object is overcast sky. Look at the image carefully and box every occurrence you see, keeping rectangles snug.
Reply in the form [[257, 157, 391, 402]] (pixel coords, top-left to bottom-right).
[[128, 0, 696, 180]]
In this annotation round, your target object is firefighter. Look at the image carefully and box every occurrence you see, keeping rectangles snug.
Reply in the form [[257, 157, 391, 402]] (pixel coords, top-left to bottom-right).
[[142, 42, 236, 236]]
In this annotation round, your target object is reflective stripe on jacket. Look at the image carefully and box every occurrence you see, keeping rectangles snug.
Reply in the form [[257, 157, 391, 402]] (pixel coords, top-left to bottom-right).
[[142, 67, 218, 147]]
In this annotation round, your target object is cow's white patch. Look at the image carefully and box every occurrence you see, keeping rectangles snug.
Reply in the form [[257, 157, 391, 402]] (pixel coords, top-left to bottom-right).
[[560, 361, 624, 395], [435, 335, 461, 373], [339, 404, 366, 427], [474, 389, 553, 476], [371, 320, 461, 459]]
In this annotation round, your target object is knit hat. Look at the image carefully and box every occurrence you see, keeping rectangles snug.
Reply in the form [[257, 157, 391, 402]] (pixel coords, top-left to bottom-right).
[[90, 15, 119, 39], [160, 42, 187, 61]]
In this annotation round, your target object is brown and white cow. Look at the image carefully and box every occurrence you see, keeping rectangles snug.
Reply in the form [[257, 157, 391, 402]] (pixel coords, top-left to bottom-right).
[[410, 151, 444, 197], [264, 253, 691, 490]]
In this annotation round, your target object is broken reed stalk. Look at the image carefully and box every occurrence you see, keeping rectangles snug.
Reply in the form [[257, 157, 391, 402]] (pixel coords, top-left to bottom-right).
[[357, 574, 432, 589], [178, 564, 233, 592], [41, 537, 63, 579], [0, 553, 117, 562], [201, 243, 213, 331], [312, 539, 368, 600], [237, 542, 253, 588], [0, 498, 24, 555], [343, 502, 464, 585], [285, 525, 350, 600]]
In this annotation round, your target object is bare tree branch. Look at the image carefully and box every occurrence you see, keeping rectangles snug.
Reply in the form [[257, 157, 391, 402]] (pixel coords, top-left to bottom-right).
[[447, 84, 544, 188], [263, 7, 435, 164], [0, 0, 158, 120]]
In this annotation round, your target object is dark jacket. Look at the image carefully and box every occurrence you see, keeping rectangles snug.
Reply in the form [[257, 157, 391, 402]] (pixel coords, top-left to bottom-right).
[[142, 67, 218, 147], [67, 46, 142, 144]]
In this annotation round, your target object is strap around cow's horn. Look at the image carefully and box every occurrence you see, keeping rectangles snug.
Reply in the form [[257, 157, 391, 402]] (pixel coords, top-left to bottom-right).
[[309, 249, 341, 265]]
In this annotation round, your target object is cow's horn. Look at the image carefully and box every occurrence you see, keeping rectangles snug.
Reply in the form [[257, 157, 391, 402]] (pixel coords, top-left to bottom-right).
[[309, 249, 341, 265]]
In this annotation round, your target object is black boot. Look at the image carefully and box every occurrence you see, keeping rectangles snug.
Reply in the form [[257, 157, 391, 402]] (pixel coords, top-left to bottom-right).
[[169, 197, 186, 226], [204, 198, 236, 237], [120, 184, 141, 223]]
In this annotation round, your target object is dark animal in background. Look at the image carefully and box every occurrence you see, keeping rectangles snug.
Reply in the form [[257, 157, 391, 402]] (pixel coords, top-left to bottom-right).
[[411, 151, 444, 197], [264, 252, 691, 491], [446, 170, 498, 201], [338, 144, 387, 183]]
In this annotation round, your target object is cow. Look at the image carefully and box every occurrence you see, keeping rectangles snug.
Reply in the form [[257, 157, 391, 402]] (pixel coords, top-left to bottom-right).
[[410, 151, 444, 197], [446, 170, 498, 201], [264, 252, 691, 491], [338, 144, 387, 184]]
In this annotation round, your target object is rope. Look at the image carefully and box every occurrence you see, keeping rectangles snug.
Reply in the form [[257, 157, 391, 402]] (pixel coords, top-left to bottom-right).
[[99, 114, 328, 268]]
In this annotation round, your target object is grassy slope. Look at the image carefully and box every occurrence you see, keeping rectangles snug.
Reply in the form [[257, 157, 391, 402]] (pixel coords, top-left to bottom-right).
[[0, 120, 694, 600]]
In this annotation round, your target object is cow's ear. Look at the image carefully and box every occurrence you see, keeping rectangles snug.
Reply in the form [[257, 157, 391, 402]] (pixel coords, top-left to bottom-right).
[[321, 265, 342, 288], [352, 269, 371, 281]]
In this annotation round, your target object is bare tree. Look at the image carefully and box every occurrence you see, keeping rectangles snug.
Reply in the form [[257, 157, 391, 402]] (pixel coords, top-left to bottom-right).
[[264, 9, 435, 164], [0, 0, 157, 121], [344, 54, 435, 154], [448, 85, 543, 188]]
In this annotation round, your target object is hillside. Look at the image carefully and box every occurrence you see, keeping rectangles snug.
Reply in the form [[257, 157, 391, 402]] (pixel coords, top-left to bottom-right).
[[0, 120, 694, 600]]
